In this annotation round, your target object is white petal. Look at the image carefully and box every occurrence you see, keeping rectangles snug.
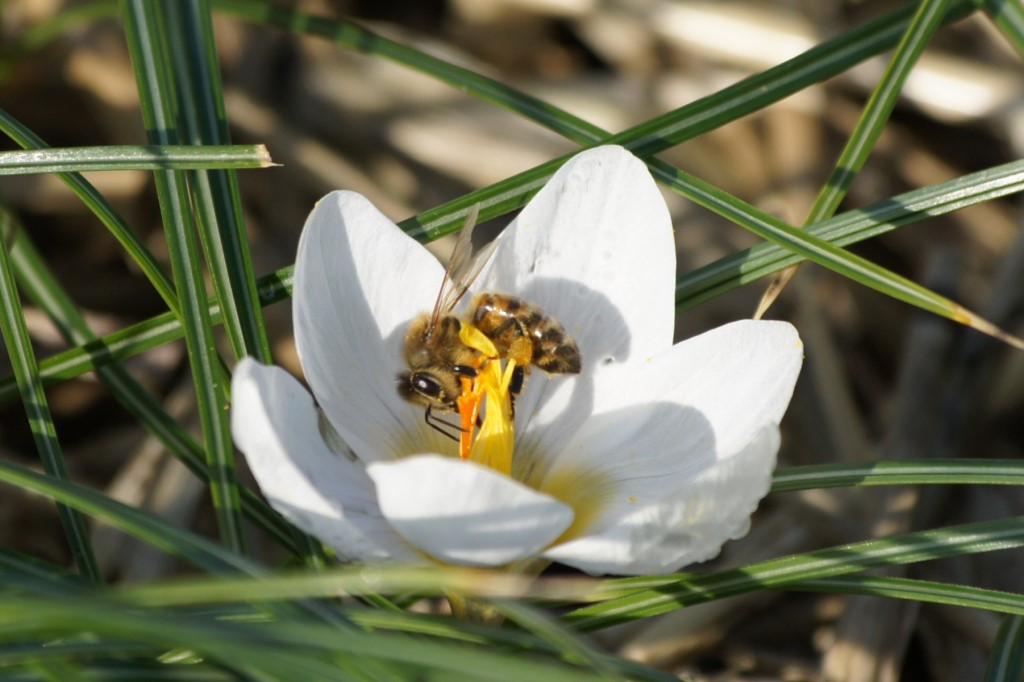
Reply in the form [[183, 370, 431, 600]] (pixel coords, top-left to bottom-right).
[[367, 455, 574, 566], [293, 191, 453, 463], [231, 358, 419, 562], [544, 425, 779, 575], [479, 146, 675, 364], [554, 319, 802, 481], [536, 320, 802, 569], [478, 146, 676, 455]]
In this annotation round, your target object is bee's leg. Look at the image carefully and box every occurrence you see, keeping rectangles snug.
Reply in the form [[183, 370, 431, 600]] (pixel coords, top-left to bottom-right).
[[424, 406, 464, 442], [507, 364, 526, 419], [509, 364, 525, 396], [489, 318, 533, 366], [490, 317, 526, 344]]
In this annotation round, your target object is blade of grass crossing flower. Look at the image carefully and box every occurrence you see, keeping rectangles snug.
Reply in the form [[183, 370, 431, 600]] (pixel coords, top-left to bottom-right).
[[651, 162, 1024, 348], [400, 155, 1024, 349], [220, 0, 1024, 345], [10, 0, 1007, 387], [565, 515, 1024, 631], [772, 459, 1024, 492], [755, 0, 954, 317], [6, 220, 303, 555], [120, 0, 246, 554], [10, 1, 1003, 349], [161, 0, 273, 363], [0, 215, 99, 581], [2, 159, 1023, 400], [986, 616, 1024, 682]]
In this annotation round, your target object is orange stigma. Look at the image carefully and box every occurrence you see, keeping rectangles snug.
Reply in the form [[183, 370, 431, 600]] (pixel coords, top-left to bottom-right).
[[457, 374, 484, 460]]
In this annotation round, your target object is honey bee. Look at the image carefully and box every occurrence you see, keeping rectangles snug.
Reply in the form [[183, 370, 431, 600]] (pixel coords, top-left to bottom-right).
[[398, 204, 582, 441]]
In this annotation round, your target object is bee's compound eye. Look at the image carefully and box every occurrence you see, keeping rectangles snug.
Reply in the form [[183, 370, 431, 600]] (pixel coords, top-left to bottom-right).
[[411, 373, 443, 399]]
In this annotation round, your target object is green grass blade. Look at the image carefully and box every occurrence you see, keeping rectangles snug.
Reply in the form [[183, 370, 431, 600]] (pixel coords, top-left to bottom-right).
[[565, 515, 1024, 630], [490, 599, 641, 680], [0, 144, 272, 174], [0, 107, 179, 312], [0, 598, 360, 681], [216, 0, 605, 145], [0, 307, 205, 403], [986, 616, 1024, 682], [756, 0, 954, 313], [162, 0, 273, 363], [346, 610, 677, 682], [3, 157, 1022, 400], [772, 459, 1024, 492], [791, 575, 1024, 617], [0, 214, 99, 581], [6, 217, 301, 555], [0, 654, 231, 682], [408, 158, 1023, 346], [679, 159, 1024, 307], [120, 0, 246, 554], [0, 458, 255, 575], [807, 0, 953, 224], [648, 161, 1024, 347], [0, 116, 280, 554], [0, 261, 293, 406], [0, 547, 86, 594], [218, 0, 1021, 342], [977, 0, 1024, 56], [0, 594, 625, 682], [216, 0, 972, 167], [10, 0, 1011, 390], [217, 0, 974, 241], [0, 303, 244, 405]]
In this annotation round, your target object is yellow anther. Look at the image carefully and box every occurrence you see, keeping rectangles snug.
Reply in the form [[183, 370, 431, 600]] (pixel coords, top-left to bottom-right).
[[455, 323, 516, 474]]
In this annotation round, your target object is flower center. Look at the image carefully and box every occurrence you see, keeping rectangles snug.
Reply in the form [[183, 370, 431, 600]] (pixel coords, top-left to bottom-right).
[[456, 323, 516, 476]]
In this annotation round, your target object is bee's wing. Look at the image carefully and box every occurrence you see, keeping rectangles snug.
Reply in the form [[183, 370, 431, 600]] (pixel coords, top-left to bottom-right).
[[428, 203, 497, 327]]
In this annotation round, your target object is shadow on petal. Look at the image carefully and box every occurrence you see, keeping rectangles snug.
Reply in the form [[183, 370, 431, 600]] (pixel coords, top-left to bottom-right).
[[537, 400, 718, 545]]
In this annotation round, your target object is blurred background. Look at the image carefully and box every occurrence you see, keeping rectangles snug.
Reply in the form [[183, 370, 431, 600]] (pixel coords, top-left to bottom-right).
[[1, 0, 1023, 679]]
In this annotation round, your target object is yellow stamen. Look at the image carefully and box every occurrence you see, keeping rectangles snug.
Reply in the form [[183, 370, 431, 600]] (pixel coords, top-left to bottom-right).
[[458, 323, 498, 359], [457, 323, 516, 474], [470, 358, 516, 476]]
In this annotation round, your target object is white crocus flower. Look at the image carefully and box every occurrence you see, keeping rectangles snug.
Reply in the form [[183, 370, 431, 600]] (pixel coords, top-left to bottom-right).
[[231, 146, 803, 575]]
